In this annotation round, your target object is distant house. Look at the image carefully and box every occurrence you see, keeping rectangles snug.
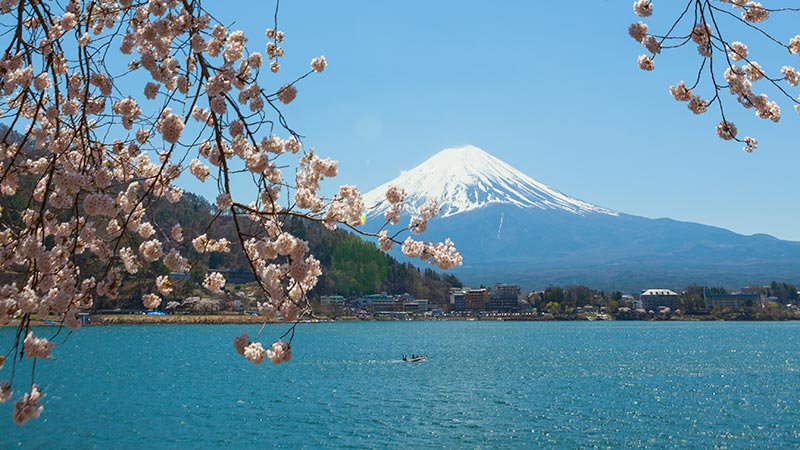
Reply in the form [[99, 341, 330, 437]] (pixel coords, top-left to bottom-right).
[[640, 289, 679, 311], [621, 294, 641, 309]]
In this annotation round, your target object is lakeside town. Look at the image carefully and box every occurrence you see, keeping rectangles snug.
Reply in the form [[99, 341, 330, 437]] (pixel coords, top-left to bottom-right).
[[314, 282, 800, 321], [85, 280, 800, 325]]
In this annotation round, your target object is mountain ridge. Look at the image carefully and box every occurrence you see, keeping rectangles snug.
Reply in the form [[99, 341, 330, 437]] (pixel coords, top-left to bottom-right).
[[361, 145, 800, 291]]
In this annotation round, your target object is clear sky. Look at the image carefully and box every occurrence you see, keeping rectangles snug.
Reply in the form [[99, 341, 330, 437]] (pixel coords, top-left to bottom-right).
[[204, 1, 800, 241]]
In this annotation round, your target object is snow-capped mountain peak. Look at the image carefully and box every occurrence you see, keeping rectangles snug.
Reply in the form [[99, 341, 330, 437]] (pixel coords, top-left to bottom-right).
[[362, 145, 617, 218]]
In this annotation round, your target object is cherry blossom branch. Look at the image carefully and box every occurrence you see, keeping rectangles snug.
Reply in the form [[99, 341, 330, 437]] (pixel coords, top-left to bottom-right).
[[0, 0, 461, 425], [632, 0, 800, 151]]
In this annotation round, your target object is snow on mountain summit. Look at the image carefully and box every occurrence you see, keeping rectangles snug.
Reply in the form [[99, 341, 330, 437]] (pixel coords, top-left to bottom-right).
[[363, 145, 617, 218]]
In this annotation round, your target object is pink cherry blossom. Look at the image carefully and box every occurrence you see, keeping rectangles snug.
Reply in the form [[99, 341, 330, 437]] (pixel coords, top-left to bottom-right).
[[143, 293, 162, 310], [277, 84, 297, 104], [0, 382, 11, 403], [13, 385, 43, 425], [628, 22, 648, 43], [157, 109, 185, 144], [244, 342, 267, 365], [716, 121, 738, 140], [266, 340, 292, 364], [311, 55, 327, 72], [633, 0, 652, 17], [637, 55, 654, 71], [669, 81, 692, 102], [23, 332, 53, 359], [743, 136, 758, 152], [789, 35, 800, 54], [203, 272, 226, 293], [233, 333, 250, 356]]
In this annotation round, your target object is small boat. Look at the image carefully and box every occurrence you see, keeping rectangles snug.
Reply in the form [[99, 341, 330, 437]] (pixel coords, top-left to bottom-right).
[[402, 355, 427, 362]]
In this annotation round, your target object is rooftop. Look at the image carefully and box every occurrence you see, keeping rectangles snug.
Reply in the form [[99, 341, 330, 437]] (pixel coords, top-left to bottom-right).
[[641, 289, 679, 296]]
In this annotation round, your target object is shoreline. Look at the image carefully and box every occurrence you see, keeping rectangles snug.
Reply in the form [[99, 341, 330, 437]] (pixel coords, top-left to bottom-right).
[[5, 313, 797, 327], [91, 314, 273, 325]]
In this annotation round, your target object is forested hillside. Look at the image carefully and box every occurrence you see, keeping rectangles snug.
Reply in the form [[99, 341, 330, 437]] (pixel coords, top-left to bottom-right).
[[150, 195, 463, 305], [0, 122, 461, 308]]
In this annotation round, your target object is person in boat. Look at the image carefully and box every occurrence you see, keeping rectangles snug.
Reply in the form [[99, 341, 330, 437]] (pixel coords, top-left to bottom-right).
[[402, 354, 407, 361]]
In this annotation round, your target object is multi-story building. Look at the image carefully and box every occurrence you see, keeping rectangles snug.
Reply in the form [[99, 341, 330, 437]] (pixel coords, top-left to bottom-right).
[[403, 301, 420, 312], [351, 293, 400, 312], [489, 283, 521, 311], [640, 289, 680, 311], [449, 288, 465, 312], [320, 295, 346, 308], [704, 290, 763, 310], [367, 293, 400, 312], [465, 288, 490, 311], [403, 299, 430, 312]]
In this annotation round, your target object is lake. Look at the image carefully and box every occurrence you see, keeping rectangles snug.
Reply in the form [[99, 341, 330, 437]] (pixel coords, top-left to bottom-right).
[[1, 321, 799, 448]]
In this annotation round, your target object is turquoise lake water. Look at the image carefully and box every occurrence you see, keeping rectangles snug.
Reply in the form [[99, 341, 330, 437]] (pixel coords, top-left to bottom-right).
[[1, 321, 799, 449]]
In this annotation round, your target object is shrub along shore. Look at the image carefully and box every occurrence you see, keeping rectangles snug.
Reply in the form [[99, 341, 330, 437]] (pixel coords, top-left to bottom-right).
[[91, 314, 270, 325]]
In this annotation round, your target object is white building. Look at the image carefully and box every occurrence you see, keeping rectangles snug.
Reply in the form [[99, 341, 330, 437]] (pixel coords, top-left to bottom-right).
[[640, 289, 679, 311]]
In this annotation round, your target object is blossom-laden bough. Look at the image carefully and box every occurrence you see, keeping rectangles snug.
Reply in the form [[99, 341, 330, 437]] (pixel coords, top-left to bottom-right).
[[0, 0, 460, 424], [631, 0, 800, 152]]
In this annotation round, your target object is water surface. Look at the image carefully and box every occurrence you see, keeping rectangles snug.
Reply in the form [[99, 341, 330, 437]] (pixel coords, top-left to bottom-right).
[[1, 321, 798, 448]]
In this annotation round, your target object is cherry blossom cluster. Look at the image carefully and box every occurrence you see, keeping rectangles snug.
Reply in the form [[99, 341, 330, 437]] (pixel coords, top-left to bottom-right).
[[366, 185, 462, 270], [233, 333, 290, 365], [409, 199, 440, 235], [202, 272, 226, 294], [266, 340, 292, 364], [23, 331, 53, 359], [383, 186, 406, 226], [0, 381, 10, 403], [241, 228, 321, 323], [143, 293, 162, 310], [0, 0, 460, 425], [401, 237, 463, 270], [12, 384, 43, 425], [631, 0, 800, 151], [323, 186, 365, 230]]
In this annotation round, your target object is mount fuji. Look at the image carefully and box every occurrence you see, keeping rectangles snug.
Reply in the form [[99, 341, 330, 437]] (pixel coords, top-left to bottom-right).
[[362, 146, 800, 291], [364, 145, 616, 218]]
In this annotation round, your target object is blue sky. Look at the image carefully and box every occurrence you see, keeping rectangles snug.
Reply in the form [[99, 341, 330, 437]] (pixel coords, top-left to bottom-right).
[[205, 1, 800, 241]]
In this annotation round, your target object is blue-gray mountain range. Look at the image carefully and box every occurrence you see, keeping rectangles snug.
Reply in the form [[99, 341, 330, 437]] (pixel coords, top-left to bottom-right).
[[362, 146, 800, 292]]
